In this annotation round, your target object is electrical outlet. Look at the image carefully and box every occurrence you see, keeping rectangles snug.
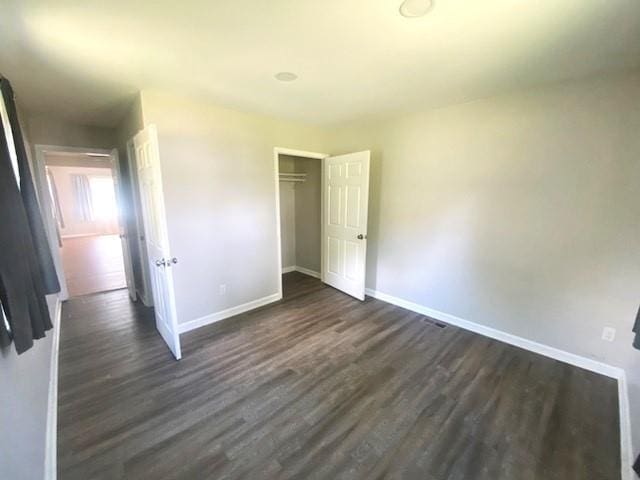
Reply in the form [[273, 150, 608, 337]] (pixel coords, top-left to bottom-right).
[[219, 284, 226, 295], [602, 327, 616, 342]]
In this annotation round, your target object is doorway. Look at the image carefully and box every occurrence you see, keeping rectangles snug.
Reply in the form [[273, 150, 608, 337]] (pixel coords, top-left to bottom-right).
[[34, 146, 135, 300], [276, 149, 324, 299], [275, 147, 371, 301]]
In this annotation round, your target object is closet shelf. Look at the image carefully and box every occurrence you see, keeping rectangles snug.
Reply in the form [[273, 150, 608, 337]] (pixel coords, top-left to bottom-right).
[[279, 172, 307, 183]]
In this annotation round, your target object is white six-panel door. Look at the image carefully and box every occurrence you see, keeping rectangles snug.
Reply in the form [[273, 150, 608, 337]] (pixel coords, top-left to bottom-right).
[[322, 151, 370, 300], [133, 125, 182, 360]]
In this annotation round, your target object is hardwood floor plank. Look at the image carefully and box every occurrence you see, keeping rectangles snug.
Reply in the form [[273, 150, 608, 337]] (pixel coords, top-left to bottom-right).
[[58, 272, 620, 479], [60, 234, 127, 297]]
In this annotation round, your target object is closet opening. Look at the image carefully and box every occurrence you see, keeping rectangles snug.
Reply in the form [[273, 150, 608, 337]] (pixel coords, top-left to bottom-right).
[[274, 148, 326, 300]]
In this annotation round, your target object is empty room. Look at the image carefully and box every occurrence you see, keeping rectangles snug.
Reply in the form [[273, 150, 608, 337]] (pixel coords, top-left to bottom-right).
[[1, 1, 639, 479]]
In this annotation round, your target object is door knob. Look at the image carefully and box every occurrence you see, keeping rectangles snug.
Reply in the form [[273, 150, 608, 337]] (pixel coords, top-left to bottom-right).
[[169, 257, 178, 265], [155, 258, 166, 267], [357, 234, 367, 240]]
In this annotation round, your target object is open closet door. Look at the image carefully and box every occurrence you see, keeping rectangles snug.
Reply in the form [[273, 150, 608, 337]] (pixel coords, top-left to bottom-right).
[[322, 151, 370, 300], [133, 125, 182, 360]]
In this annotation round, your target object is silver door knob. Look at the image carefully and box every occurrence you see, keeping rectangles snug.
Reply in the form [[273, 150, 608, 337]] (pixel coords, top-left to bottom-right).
[[155, 258, 166, 267], [170, 257, 178, 264]]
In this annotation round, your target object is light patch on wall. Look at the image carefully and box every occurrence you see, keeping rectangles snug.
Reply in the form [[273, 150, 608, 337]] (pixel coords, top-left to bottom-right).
[[88, 176, 117, 221], [22, 7, 162, 81], [386, 198, 480, 303]]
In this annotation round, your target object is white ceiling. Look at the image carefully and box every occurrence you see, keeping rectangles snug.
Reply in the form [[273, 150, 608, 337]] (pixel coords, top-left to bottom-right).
[[1, 0, 639, 127]]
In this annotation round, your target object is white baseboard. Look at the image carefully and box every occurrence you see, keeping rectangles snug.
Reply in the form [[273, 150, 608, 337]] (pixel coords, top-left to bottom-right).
[[45, 295, 62, 480], [618, 372, 634, 480], [293, 266, 321, 279], [60, 233, 101, 239], [281, 265, 321, 278], [364, 287, 633, 479], [365, 288, 622, 378], [178, 293, 282, 334]]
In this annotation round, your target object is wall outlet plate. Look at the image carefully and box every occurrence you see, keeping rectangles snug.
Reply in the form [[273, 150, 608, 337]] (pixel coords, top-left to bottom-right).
[[219, 284, 226, 295], [602, 327, 616, 342]]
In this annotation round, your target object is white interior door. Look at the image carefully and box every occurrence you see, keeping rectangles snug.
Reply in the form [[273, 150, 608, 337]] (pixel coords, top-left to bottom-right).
[[322, 151, 370, 300], [110, 148, 136, 301], [133, 125, 182, 360]]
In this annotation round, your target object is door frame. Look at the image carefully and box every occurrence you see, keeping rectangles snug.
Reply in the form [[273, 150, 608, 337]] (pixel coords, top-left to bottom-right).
[[126, 139, 154, 307], [33, 144, 134, 300], [273, 147, 328, 298]]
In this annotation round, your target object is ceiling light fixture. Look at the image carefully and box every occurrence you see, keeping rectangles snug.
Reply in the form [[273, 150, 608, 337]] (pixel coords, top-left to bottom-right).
[[275, 72, 298, 82], [399, 0, 434, 18]]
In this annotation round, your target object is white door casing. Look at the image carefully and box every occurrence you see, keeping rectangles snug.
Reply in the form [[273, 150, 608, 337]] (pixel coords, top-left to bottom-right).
[[126, 139, 154, 307], [110, 148, 136, 301], [133, 125, 182, 360], [322, 151, 370, 300]]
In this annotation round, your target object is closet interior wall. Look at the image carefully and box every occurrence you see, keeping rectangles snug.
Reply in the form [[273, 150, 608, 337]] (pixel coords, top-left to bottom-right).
[[279, 154, 321, 275]]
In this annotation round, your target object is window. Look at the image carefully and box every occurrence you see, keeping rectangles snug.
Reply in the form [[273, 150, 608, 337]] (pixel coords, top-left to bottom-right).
[[89, 175, 117, 221]]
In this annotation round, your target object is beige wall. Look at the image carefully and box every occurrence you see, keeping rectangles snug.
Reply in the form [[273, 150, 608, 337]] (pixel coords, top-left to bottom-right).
[[0, 296, 57, 480], [139, 89, 328, 324], [27, 112, 116, 151], [324, 71, 640, 451], [279, 156, 296, 268], [294, 157, 321, 273], [279, 183, 296, 268], [278, 155, 322, 273]]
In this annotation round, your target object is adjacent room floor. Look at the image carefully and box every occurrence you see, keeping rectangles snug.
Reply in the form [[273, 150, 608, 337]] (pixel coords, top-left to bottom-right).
[[57, 272, 620, 480], [60, 234, 126, 297]]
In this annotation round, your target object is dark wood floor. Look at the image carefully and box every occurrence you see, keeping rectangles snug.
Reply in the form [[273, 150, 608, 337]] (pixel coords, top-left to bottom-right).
[[58, 272, 621, 480]]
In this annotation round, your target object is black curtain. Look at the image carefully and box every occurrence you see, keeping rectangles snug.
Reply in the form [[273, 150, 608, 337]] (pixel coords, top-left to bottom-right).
[[633, 306, 640, 350], [0, 78, 59, 354], [1, 79, 60, 294]]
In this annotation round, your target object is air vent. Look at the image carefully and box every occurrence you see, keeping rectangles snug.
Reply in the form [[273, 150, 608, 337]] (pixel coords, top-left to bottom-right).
[[421, 317, 447, 328]]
